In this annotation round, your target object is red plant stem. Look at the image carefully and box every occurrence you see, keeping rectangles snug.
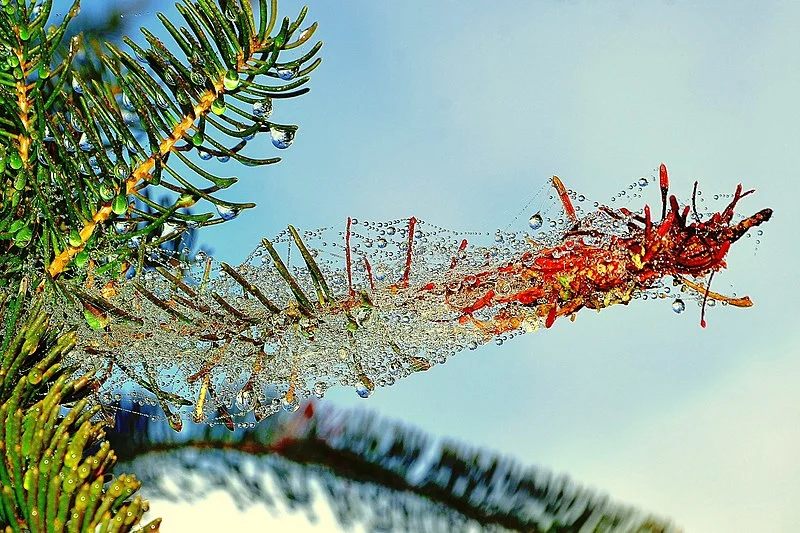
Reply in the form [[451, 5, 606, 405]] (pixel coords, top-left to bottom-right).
[[363, 257, 376, 292], [552, 176, 578, 223], [450, 239, 468, 270], [659, 163, 669, 220], [346, 217, 354, 297], [401, 217, 417, 288]]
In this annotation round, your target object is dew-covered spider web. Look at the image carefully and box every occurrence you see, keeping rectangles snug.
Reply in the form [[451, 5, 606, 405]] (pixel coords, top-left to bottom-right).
[[42, 170, 769, 430]]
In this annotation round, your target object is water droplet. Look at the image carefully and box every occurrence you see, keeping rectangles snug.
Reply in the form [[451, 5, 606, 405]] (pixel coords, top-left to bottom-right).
[[191, 50, 205, 67], [8, 150, 23, 170], [198, 149, 212, 160], [162, 69, 176, 86], [672, 298, 685, 314], [235, 389, 254, 411], [376, 237, 387, 248], [74, 250, 89, 267], [269, 125, 296, 149], [160, 221, 179, 237], [223, 70, 240, 91], [282, 396, 300, 412], [190, 69, 206, 86], [77, 160, 90, 176], [71, 77, 82, 94], [638, 177, 648, 187], [216, 204, 239, 221], [78, 133, 93, 151], [216, 154, 230, 163], [99, 182, 115, 201], [114, 162, 129, 180], [68, 112, 83, 132], [374, 264, 388, 281], [252, 98, 272, 119], [134, 48, 148, 63], [211, 97, 226, 115], [276, 65, 298, 80], [121, 92, 134, 111], [122, 140, 142, 159], [467, 340, 478, 350], [155, 93, 170, 110], [528, 213, 543, 230], [298, 26, 314, 41], [36, 145, 49, 166], [89, 158, 101, 176], [112, 194, 128, 215], [355, 382, 373, 398], [312, 382, 326, 398]]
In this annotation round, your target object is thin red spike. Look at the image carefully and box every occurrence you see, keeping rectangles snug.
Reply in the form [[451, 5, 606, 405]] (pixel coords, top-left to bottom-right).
[[450, 239, 468, 270], [691, 181, 701, 223], [363, 257, 376, 292], [659, 163, 669, 188], [346, 217, 354, 297], [700, 271, 715, 328], [545, 306, 557, 328], [659, 163, 669, 220], [400, 217, 417, 288], [721, 184, 755, 223], [644, 204, 653, 241], [552, 176, 578, 223], [657, 211, 675, 237]]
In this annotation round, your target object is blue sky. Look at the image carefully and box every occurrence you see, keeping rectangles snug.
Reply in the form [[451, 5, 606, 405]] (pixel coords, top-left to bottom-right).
[[89, 1, 800, 530]]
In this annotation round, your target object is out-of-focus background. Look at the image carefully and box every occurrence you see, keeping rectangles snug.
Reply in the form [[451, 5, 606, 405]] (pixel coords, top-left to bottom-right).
[[77, 1, 799, 530]]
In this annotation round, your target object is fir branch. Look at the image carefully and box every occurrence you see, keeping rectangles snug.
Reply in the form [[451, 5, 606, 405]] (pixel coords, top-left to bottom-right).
[[0, 296, 161, 531], [44, 0, 321, 280], [108, 401, 680, 533], [0, 0, 321, 292]]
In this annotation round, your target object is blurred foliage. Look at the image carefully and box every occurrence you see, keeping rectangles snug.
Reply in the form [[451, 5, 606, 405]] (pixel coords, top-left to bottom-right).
[[109, 401, 679, 532]]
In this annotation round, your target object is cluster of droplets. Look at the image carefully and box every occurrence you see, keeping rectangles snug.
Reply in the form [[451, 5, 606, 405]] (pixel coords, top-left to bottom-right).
[[53, 211, 590, 427], [605, 173, 654, 205], [125, 36, 297, 156]]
